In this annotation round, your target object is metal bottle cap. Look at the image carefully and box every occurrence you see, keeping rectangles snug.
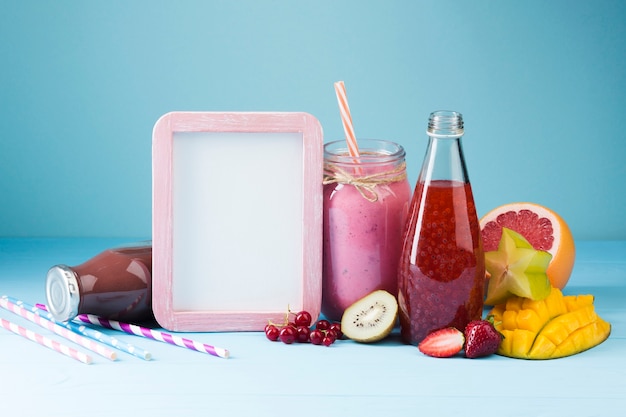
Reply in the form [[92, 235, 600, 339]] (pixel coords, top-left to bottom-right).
[[45, 265, 80, 322]]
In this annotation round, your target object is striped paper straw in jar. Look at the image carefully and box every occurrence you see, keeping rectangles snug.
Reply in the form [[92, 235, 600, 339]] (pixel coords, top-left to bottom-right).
[[334, 80, 360, 159]]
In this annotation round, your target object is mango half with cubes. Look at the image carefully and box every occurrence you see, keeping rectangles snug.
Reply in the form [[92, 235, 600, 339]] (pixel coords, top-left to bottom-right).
[[488, 287, 611, 359]]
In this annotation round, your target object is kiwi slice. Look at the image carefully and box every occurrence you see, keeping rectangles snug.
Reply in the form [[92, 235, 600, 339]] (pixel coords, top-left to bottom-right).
[[341, 290, 398, 343]]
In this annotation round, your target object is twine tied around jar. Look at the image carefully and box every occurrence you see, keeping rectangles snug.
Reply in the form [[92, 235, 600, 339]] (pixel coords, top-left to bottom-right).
[[323, 161, 407, 203]]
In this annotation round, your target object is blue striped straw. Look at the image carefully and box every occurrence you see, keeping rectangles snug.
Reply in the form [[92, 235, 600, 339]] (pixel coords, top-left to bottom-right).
[[9, 298, 152, 361]]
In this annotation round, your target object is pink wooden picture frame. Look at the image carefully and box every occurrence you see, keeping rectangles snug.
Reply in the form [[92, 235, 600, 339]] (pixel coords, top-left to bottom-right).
[[152, 112, 323, 332]]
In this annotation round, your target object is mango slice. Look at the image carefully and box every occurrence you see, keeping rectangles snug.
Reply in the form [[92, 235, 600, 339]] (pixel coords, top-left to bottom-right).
[[489, 287, 611, 359]]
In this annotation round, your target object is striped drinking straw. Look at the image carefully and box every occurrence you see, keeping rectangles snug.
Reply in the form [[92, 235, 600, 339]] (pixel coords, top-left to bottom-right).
[[0, 296, 116, 361], [334, 80, 361, 159], [77, 314, 230, 359], [31, 301, 152, 361], [0, 317, 92, 364]]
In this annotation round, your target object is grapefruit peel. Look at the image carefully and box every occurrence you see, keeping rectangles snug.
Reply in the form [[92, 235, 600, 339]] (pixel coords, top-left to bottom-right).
[[479, 202, 575, 290], [484, 228, 553, 306]]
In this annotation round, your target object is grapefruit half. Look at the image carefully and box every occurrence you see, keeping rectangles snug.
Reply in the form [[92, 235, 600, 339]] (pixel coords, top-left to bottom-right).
[[480, 202, 575, 290]]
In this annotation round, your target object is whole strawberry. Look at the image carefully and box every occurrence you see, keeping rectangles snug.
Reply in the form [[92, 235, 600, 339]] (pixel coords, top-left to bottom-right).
[[464, 319, 503, 359]]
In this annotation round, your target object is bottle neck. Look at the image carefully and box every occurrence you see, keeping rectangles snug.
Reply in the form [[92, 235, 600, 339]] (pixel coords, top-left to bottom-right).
[[418, 110, 470, 184], [418, 135, 470, 184]]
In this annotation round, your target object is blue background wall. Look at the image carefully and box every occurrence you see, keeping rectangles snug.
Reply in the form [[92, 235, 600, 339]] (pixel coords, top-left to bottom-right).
[[1, 0, 625, 239]]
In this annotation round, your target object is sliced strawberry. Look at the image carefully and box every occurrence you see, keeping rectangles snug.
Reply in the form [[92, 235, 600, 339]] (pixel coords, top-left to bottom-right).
[[418, 327, 465, 358], [464, 319, 503, 359]]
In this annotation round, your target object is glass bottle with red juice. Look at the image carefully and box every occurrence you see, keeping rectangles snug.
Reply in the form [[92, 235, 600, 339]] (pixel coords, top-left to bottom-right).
[[398, 110, 485, 345]]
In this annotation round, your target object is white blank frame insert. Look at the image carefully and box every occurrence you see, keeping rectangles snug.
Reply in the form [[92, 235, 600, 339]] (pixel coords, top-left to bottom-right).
[[152, 112, 323, 331]]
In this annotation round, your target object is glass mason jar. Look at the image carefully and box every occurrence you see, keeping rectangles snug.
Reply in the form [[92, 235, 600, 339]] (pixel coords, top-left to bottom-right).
[[322, 139, 411, 321], [398, 110, 485, 345]]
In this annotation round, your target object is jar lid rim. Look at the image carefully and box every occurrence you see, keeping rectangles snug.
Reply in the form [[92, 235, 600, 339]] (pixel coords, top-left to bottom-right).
[[324, 139, 406, 164]]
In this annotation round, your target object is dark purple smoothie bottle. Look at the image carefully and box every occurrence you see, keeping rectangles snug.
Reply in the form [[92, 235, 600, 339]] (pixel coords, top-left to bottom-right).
[[45, 243, 153, 323]]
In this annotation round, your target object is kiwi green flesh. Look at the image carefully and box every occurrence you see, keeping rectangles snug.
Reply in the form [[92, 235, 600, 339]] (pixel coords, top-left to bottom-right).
[[340, 290, 398, 343]]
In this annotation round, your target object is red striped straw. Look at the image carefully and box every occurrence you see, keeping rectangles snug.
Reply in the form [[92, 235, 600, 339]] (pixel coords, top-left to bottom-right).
[[0, 317, 92, 364], [334, 81, 360, 159]]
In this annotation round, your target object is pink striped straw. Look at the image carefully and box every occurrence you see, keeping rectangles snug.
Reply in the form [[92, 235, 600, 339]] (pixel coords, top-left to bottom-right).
[[334, 80, 360, 158], [0, 317, 92, 364], [77, 314, 230, 359], [0, 297, 117, 361]]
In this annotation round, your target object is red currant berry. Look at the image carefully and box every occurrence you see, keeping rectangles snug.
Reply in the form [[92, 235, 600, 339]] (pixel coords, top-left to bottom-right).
[[265, 324, 280, 342], [329, 322, 342, 339], [315, 319, 331, 331], [309, 329, 324, 345], [294, 310, 312, 327], [279, 325, 297, 344], [296, 326, 311, 343], [322, 335, 334, 347], [325, 329, 338, 343]]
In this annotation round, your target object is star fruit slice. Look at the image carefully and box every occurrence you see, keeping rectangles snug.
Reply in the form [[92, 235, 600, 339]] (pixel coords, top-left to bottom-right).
[[484, 227, 553, 305]]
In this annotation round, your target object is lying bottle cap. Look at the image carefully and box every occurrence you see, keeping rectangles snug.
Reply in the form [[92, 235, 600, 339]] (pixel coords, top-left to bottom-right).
[[45, 265, 80, 322]]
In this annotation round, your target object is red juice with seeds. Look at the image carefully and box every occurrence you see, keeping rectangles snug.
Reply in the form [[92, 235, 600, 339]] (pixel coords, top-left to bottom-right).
[[398, 179, 484, 345]]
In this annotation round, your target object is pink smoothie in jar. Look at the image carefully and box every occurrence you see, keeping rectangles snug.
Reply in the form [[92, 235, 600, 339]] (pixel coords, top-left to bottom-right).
[[322, 139, 411, 321]]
